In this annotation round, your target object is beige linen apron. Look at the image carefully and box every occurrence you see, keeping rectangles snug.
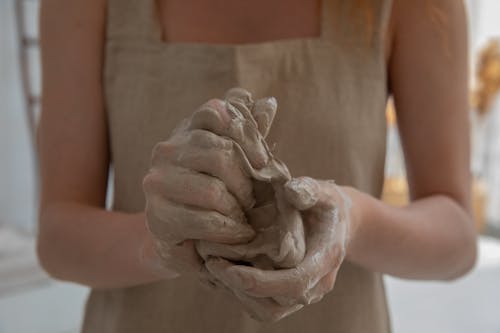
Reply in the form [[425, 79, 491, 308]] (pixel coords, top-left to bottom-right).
[[82, 0, 393, 331]]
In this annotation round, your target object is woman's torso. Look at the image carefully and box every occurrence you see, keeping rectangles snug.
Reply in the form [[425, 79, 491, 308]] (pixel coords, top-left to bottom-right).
[[82, 0, 393, 331]]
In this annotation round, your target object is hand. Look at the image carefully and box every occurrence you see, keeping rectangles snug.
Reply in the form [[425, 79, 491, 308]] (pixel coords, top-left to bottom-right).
[[205, 177, 352, 322], [193, 88, 306, 269], [143, 95, 273, 277]]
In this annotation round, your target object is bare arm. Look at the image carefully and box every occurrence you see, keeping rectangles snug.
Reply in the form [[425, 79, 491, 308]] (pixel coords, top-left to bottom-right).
[[346, 0, 476, 280], [37, 0, 253, 289], [37, 0, 166, 288]]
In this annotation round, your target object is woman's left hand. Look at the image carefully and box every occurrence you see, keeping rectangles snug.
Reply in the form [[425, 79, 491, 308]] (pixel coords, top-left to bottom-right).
[[205, 177, 352, 322]]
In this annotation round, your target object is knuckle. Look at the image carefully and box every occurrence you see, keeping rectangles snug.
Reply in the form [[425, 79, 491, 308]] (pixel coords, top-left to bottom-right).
[[152, 141, 174, 156], [225, 88, 253, 105], [188, 129, 233, 152], [203, 99, 226, 113], [192, 106, 221, 126], [205, 98, 224, 106], [188, 129, 212, 146], [142, 171, 161, 194], [151, 141, 176, 164], [205, 178, 226, 201], [219, 136, 234, 150], [211, 149, 232, 171]]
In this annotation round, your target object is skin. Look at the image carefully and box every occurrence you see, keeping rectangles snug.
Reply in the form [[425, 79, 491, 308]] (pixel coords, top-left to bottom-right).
[[143, 92, 304, 281], [191, 90, 306, 270], [38, 0, 475, 317], [205, 174, 351, 321]]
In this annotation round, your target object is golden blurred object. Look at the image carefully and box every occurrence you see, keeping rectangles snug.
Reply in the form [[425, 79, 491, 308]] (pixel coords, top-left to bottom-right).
[[382, 177, 487, 232], [385, 98, 396, 126], [473, 179, 487, 233], [473, 39, 500, 116], [381, 177, 408, 207]]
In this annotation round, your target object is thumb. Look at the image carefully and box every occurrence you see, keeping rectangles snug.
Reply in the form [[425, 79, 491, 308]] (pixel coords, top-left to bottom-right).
[[284, 177, 344, 211], [283, 177, 320, 210]]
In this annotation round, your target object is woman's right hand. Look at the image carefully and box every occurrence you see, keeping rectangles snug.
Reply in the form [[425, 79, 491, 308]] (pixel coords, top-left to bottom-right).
[[142, 97, 269, 278]]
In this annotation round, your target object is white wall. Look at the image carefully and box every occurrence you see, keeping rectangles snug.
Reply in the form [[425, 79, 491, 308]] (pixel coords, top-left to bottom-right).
[[0, 0, 38, 232], [468, 0, 500, 53]]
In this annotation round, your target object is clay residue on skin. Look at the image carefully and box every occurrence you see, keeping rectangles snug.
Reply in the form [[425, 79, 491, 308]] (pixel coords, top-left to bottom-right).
[[195, 88, 307, 269], [144, 88, 350, 321]]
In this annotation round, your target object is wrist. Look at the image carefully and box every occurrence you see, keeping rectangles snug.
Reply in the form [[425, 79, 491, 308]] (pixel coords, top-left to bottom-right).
[[337, 186, 368, 262], [139, 213, 180, 279]]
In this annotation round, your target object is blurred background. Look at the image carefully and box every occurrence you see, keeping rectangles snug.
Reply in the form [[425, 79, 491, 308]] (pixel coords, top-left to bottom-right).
[[1, 1, 500, 332]]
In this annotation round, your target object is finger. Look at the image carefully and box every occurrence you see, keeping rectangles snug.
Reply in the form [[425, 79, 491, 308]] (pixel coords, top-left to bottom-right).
[[302, 269, 338, 305], [283, 177, 321, 210], [232, 287, 303, 322], [224, 87, 254, 109], [145, 195, 255, 244], [206, 256, 310, 300], [273, 267, 339, 306], [205, 257, 303, 322], [196, 203, 278, 262], [176, 130, 255, 210], [143, 165, 244, 222], [196, 238, 259, 262], [284, 178, 350, 240], [252, 97, 277, 138], [284, 177, 350, 216], [189, 98, 233, 133], [197, 203, 305, 269], [207, 227, 343, 300], [197, 231, 302, 268], [188, 98, 270, 169], [224, 88, 277, 139], [272, 187, 306, 268], [196, 230, 275, 263]]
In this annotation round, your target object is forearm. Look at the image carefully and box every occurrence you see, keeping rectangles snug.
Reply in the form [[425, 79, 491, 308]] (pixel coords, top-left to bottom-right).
[[344, 187, 477, 280], [37, 202, 175, 289]]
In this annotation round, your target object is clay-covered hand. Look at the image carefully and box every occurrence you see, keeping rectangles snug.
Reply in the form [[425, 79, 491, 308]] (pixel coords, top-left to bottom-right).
[[142, 98, 270, 276], [194, 88, 306, 269], [205, 177, 352, 322]]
